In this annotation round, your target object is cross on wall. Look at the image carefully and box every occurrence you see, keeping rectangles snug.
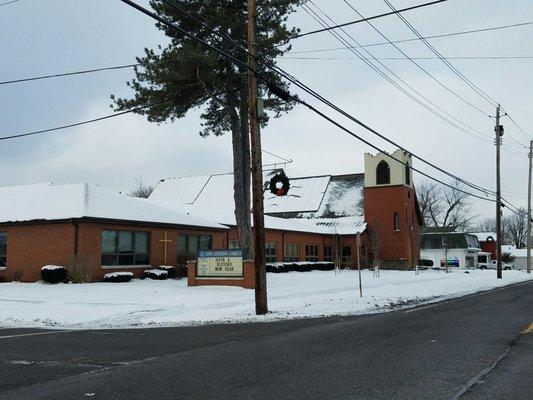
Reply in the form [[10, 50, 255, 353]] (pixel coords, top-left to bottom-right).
[[158, 230, 173, 265]]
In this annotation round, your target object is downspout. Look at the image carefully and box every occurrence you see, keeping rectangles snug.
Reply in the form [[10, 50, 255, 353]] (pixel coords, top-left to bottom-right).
[[72, 219, 79, 256]]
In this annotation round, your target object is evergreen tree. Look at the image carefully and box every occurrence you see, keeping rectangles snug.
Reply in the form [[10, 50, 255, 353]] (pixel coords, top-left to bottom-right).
[[112, 0, 302, 254]]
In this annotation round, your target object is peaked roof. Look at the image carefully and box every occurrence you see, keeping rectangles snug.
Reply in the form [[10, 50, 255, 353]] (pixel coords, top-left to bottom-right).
[[0, 183, 227, 230], [149, 172, 366, 235]]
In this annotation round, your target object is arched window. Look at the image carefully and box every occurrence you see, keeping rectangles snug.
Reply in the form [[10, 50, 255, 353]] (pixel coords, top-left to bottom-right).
[[376, 160, 390, 185], [393, 212, 400, 231], [405, 163, 411, 186]]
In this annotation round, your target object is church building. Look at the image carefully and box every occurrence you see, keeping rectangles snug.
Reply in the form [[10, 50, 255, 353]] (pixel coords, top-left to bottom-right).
[[0, 149, 422, 282]]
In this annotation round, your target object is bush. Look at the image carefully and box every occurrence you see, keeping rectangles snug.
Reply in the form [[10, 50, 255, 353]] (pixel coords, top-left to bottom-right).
[[144, 269, 169, 280], [159, 265, 176, 278], [175, 265, 189, 279], [266, 262, 335, 273], [41, 266, 67, 284], [67, 255, 92, 283], [418, 259, 434, 267], [11, 270, 23, 282], [103, 272, 133, 283]]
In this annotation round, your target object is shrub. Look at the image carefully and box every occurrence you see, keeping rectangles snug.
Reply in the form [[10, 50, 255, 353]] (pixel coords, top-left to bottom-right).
[[159, 265, 176, 278], [175, 265, 189, 279], [144, 269, 169, 280], [67, 255, 92, 283], [11, 270, 23, 282], [418, 259, 434, 267], [103, 272, 133, 283], [41, 266, 67, 284]]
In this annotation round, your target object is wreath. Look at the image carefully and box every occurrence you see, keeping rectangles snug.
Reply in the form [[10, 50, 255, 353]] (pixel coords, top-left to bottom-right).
[[269, 172, 290, 196]]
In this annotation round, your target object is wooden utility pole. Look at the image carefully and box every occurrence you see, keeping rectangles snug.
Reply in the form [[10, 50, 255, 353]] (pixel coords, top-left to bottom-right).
[[247, 0, 268, 315], [527, 140, 533, 274], [495, 105, 503, 279]]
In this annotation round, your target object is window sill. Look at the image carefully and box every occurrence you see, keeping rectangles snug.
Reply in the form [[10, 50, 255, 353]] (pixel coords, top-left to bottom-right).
[[101, 265, 152, 270], [0, 267, 6, 271]]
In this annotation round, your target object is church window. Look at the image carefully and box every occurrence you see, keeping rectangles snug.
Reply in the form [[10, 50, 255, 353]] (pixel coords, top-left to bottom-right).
[[265, 242, 277, 263], [228, 240, 239, 249], [305, 245, 319, 262], [405, 163, 411, 186], [393, 213, 400, 231], [323, 245, 333, 262], [376, 160, 390, 185], [0, 232, 6, 268], [101, 230, 150, 266], [284, 243, 299, 262]]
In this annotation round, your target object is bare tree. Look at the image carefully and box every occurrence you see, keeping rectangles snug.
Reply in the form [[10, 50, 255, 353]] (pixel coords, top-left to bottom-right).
[[474, 217, 497, 233], [368, 227, 382, 277], [505, 208, 528, 248], [416, 179, 474, 230], [129, 177, 155, 199]]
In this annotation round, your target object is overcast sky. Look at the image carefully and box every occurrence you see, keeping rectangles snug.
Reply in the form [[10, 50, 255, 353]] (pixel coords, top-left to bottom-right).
[[1, 0, 532, 221]]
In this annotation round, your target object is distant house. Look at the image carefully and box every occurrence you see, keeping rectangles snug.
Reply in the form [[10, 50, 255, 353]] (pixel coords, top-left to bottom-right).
[[470, 232, 497, 259], [420, 227, 481, 268], [501, 245, 531, 270]]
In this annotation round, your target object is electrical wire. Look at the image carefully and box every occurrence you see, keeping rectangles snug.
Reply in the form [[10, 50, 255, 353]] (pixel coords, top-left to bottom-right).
[[295, 0, 447, 39], [0, 0, 19, 7], [0, 93, 180, 141], [0, 63, 137, 86], [289, 21, 533, 55], [282, 55, 533, 61]]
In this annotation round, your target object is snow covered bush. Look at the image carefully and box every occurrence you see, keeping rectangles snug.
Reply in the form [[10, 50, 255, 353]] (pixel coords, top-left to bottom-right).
[[103, 272, 133, 283], [41, 265, 67, 284], [159, 265, 176, 278], [266, 262, 335, 273], [144, 269, 169, 280]]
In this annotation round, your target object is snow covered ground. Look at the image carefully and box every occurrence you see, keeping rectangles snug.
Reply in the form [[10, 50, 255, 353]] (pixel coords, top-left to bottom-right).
[[0, 269, 531, 329]]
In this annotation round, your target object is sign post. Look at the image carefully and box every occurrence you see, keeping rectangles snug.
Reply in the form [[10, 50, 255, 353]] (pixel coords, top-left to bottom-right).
[[357, 233, 362, 298]]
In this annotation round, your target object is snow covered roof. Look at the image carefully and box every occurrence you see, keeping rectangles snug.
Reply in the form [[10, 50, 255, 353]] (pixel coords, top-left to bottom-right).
[[501, 245, 528, 258], [149, 172, 366, 235], [470, 232, 497, 242], [0, 183, 227, 230]]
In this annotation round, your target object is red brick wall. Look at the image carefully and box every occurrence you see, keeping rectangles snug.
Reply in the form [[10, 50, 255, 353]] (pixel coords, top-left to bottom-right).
[[227, 227, 368, 268], [0, 223, 75, 282], [0, 220, 227, 282], [364, 185, 421, 267]]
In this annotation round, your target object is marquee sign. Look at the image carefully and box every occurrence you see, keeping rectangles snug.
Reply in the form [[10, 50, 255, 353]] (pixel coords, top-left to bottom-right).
[[197, 249, 244, 278]]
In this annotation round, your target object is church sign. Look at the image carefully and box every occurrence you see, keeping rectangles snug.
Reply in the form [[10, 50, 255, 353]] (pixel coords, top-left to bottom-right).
[[197, 249, 244, 279]]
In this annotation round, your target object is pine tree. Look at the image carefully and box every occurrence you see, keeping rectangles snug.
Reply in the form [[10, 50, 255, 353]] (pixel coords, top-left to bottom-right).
[[112, 0, 302, 254]]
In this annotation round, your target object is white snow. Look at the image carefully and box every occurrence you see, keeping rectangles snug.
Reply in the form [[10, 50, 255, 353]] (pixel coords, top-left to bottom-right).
[[144, 269, 168, 277], [103, 272, 133, 279], [0, 182, 226, 230], [41, 265, 66, 271], [0, 269, 531, 329]]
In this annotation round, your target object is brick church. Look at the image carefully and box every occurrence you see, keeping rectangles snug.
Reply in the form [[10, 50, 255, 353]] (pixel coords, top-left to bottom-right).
[[0, 149, 422, 282]]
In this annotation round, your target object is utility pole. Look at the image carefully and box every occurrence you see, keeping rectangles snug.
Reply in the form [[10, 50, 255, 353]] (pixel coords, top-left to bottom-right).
[[247, 0, 268, 315], [527, 140, 533, 274], [495, 105, 503, 279]]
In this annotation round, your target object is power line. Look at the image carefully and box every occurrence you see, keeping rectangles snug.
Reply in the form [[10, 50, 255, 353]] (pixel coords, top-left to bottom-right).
[[0, 94, 179, 141], [0, 64, 137, 86], [282, 55, 533, 61], [289, 21, 533, 55], [382, 0, 498, 108], [295, 0, 447, 39], [301, 2, 497, 147], [0, 0, 19, 7]]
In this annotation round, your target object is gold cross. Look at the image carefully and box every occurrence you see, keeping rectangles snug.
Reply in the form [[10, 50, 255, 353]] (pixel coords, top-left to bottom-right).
[[158, 230, 173, 264]]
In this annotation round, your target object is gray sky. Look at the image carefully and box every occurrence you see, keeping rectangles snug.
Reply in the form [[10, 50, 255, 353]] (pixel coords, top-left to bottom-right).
[[1, 0, 532, 221]]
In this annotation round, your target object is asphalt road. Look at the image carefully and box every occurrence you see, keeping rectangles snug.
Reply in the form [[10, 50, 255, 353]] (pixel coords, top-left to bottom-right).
[[0, 280, 532, 400]]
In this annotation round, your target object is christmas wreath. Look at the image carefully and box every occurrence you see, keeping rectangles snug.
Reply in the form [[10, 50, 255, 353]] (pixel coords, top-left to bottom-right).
[[269, 172, 290, 196]]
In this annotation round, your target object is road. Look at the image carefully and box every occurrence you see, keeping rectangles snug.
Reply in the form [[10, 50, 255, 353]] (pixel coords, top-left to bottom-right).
[[0, 280, 531, 400]]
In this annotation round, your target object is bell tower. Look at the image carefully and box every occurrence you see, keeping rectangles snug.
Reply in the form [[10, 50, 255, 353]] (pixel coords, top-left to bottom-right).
[[363, 149, 421, 269]]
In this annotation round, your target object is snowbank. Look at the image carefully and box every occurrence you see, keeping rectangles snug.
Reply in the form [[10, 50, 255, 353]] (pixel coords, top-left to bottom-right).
[[0, 269, 531, 329]]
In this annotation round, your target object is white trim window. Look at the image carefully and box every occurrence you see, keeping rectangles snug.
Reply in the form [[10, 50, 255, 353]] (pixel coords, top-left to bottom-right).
[[101, 230, 150, 266]]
